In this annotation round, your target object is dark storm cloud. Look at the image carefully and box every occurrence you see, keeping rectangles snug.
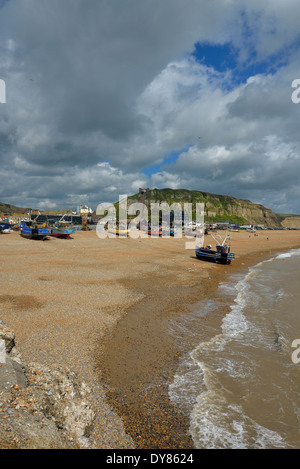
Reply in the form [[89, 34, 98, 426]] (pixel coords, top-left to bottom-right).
[[0, 0, 300, 211]]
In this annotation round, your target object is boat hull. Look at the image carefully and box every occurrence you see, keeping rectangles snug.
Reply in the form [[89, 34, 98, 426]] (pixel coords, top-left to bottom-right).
[[20, 232, 50, 240], [20, 222, 51, 240], [0, 222, 11, 232], [107, 227, 130, 236], [148, 231, 161, 236], [50, 232, 72, 239], [50, 228, 75, 239], [196, 247, 235, 265]]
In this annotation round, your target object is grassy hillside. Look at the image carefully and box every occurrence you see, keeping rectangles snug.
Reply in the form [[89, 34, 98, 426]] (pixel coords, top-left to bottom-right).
[[125, 188, 282, 227], [0, 201, 31, 215]]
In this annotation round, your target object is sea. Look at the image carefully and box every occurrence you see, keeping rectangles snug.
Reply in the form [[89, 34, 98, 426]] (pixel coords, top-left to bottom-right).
[[169, 248, 300, 449]]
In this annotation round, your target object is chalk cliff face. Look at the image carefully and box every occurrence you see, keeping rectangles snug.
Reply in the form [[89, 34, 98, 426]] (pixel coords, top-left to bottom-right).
[[128, 188, 282, 227]]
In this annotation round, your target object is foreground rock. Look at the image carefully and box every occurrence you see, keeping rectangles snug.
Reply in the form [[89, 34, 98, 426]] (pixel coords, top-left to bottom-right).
[[0, 322, 96, 449]]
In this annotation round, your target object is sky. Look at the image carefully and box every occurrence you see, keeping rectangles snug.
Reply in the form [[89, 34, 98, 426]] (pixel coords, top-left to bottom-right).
[[0, 0, 300, 213]]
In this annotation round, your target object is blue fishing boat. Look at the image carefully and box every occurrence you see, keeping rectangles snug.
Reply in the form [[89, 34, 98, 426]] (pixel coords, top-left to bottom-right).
[[50, 217, 76, 239], [196, 232, 235, 265], [20, 220, 51, 240], [0, 221, 11, 233]]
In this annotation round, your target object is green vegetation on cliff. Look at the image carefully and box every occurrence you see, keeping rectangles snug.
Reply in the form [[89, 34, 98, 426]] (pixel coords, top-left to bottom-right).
[[0, 202, 30, 215], [127, 188, 282, 227]]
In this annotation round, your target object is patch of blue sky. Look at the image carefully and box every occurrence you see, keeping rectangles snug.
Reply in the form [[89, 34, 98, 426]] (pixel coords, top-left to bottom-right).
[[142, 144, 193, 177], [191, 39, 298, 89], [192, 42, 238, 73]]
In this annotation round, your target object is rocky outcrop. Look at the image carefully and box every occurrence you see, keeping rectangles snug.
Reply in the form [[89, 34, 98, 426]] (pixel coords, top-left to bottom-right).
[[0, 321, 96, 449]]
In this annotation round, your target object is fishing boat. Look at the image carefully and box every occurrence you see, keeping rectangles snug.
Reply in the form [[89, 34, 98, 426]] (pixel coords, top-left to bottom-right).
[[50, 217, 76, 239], [20, 220, 51, 240], [161, 227, 175, 237], [195, 232, 235, 265], [0, 221, 11, 233], [107, 224, 130, 236], [148, 226, 162, 236], [184, 227, 204, 238]]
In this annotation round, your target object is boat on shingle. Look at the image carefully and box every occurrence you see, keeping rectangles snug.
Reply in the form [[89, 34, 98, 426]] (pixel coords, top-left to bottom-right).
[[20, 220, 51, 240], [196, 232, 235, 265]]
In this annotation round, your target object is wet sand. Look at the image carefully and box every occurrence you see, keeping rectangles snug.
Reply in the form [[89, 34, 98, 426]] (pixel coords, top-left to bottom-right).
[[0, 229, 300, 448]]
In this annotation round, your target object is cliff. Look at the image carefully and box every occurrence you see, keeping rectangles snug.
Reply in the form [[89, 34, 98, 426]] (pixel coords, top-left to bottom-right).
[[279, 215, 300, 229], [127, 188, 282, 228]]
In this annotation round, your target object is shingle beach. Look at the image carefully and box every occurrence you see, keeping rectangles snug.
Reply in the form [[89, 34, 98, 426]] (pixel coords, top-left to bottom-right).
[[1, 229, 300, 448]]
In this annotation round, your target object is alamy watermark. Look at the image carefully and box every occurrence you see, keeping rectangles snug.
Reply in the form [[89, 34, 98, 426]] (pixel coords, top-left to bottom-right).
[[291, 79, 300, 103], [95, 195, 204, 249], [0, 339, 6, 364], [0, 79, 6, 104], [291, 339, 300, 364]]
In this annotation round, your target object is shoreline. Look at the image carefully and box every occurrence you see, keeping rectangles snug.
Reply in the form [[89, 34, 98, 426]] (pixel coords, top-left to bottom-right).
[[96, 239, 300, 449], [0, 230, 300, 448]]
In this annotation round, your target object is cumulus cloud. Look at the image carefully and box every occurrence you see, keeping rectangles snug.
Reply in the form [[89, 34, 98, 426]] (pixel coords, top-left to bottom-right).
[[0, 0, 300, 212], [134, 55, 300, 212]]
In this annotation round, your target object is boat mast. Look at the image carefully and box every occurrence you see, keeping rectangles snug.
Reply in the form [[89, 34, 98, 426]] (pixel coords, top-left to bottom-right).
[[210, 231, 231, 247]]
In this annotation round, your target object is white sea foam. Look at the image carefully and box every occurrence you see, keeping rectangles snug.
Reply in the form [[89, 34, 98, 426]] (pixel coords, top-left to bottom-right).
[[169, 361, 205, 412], [275, 248, 300, 260], [189, 395, 287, 449], [169, 250, 300, 449]]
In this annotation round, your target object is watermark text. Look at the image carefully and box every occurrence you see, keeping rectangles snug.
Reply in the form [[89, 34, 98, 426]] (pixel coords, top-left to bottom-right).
[[0, 79, 6, 104], [291, 79, 300, 103], [0, 339, 6, 364], [95, 195, 204, 249], [291, 339, 300, 364]]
